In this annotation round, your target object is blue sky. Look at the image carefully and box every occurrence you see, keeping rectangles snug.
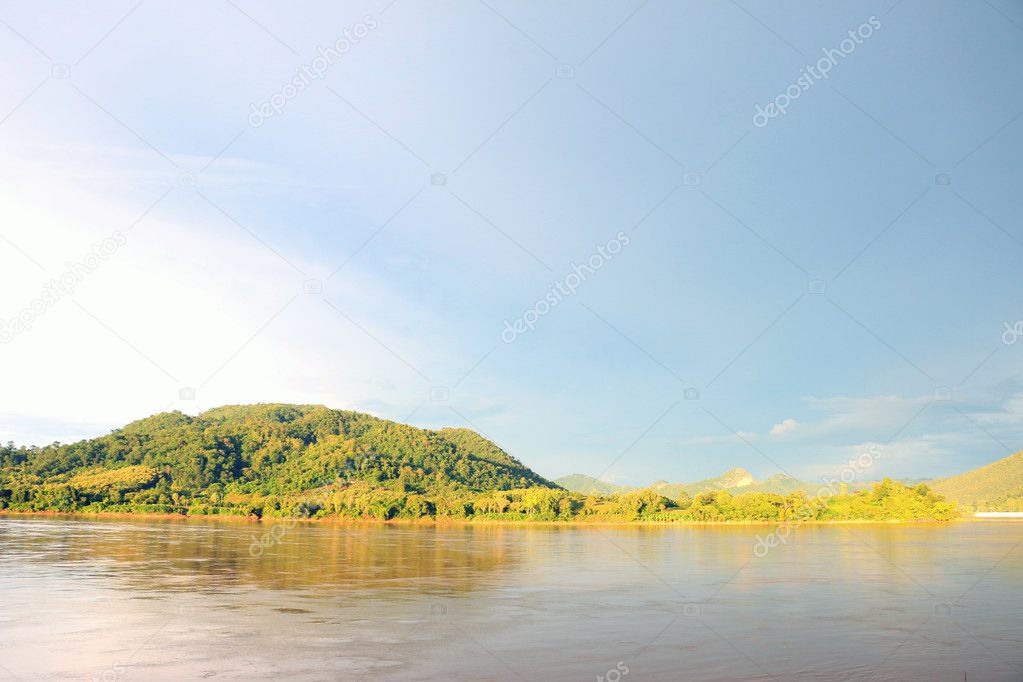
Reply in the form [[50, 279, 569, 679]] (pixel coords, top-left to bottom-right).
[[1, 0, 1022, 485]]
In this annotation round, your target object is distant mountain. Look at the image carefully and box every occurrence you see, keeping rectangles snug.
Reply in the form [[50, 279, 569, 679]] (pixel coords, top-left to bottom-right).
[[743, 473, 816, 495], [931, 450, 1023, 509], [554, 474, 634, 495], [892, 478, 932, 486], [557, 467, 815, 500], [647, 468, 814, 499], [676, 467, 755, 494]]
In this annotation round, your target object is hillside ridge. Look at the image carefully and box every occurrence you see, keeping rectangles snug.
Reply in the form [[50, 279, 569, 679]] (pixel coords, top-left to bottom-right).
[[931, 449, 1023, 509], [0, 403, 966, 522]]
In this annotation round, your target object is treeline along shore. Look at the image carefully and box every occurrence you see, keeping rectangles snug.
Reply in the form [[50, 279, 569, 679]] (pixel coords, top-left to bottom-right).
[[0, 404, 964, 524]]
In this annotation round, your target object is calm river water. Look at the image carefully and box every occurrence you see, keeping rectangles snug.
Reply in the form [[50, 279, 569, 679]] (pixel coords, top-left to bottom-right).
[[0, 517, 1020, 681]]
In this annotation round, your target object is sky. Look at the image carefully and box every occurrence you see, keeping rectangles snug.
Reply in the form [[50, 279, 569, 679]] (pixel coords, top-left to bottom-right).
[[1, 0, 1022, 486]]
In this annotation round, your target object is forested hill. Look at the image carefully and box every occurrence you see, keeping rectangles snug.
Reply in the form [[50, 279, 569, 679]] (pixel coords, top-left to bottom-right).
[[0, 404, 557, 511], [931, 449, 1023, 510], [0, 404, 961, 523]]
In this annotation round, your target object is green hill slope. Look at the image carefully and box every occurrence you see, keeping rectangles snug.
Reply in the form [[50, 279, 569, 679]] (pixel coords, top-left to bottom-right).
[[0, 404, 961, 523], [931, 450, 1023, 509], [0, 404, 556, 515]]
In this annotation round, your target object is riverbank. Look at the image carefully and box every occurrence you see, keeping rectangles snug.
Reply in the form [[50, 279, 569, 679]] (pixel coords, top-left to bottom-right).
[[0, 508, 971, 527]]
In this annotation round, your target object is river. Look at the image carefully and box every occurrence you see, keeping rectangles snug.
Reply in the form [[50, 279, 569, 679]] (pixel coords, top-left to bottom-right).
[[0, 517, 1020, 680]]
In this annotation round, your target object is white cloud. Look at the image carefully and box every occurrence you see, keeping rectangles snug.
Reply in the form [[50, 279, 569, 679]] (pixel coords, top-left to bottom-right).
[[690, 430, 759, 446], [971, 392, 1023, 425], [799, 395, 932, 439], [689, 395, 931, 449], [769, 418, 798, 435], [683, 393, 998, 480], [0, 144, 471, 444]]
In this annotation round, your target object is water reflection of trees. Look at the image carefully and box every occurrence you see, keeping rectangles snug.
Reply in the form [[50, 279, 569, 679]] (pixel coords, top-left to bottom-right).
[[5, 518, 1021, 600], [4, 518, 521, 594]]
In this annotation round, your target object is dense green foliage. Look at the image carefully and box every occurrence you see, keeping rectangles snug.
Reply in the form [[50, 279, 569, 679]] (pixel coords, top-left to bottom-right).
[[241, 478, 957, 523], [614, 481, 957, 523], [817, 480, 958, 520], [0, 404, 555, 516], [0, 404, 960, 522]]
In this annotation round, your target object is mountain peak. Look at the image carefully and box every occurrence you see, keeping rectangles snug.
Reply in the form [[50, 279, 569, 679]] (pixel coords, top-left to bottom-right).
[[719, 468, 755, 488]]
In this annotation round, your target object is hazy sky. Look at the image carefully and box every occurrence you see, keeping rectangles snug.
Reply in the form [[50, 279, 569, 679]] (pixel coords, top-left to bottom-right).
[[1, 0, 1022, 485]]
